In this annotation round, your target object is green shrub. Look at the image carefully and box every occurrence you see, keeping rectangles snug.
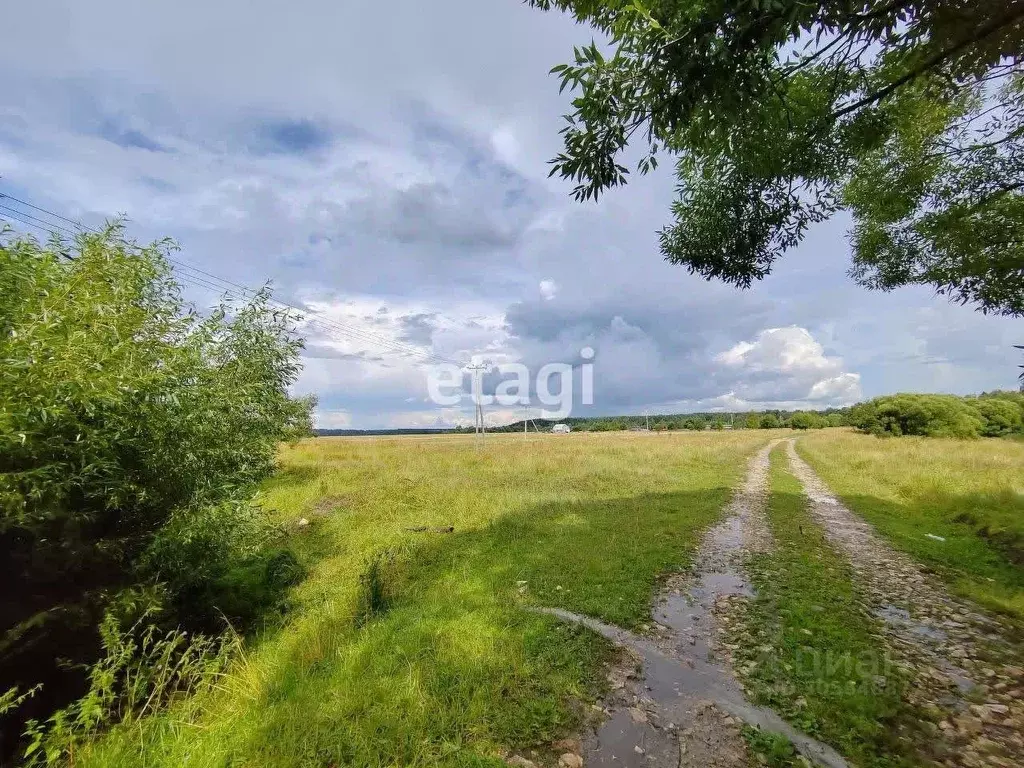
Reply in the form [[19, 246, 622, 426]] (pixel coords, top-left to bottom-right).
[[823, 412, 848, 427], [0, 226, 314, 754], [850, 393, 1024, 438], [21, 612, 238, 765], [969, 397, 1024, 437], [787, 411, 825, 430]]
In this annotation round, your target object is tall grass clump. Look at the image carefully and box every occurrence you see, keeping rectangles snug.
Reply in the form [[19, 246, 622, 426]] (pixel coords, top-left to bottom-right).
[[20, 612, 238, 766], [355, 550, 396, 627], [0, 225, 314, 759]]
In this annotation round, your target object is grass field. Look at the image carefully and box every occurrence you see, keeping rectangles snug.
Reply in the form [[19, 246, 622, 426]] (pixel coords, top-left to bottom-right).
[[76, 431, 778, 767], [796, 430, 1024, 619], [61, 428, 1024, 767]]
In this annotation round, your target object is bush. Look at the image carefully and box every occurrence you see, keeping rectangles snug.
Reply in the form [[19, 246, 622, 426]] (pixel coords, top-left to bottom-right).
[[788, 412, 826, 430], [0, 227, 314, 755], [971, 393, 1024, 437], [21, 612, 238, 765], [824, 412, 848, 427], [739, 413, 762, 430], [849, 393, 1024, 438]]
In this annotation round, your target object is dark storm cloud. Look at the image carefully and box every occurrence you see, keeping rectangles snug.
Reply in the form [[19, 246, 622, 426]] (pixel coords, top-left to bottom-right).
[[347, 182, 522, 249], [505, 290, 775, 350], [98, 120, 171, 153], [502, 291, 862, 412], [250, 118, 333, 155]]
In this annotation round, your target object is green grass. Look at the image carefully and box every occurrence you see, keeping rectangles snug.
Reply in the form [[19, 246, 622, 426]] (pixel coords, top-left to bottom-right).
[[74, 431, 777, 767], [731, 444, 920, 768], [796, 430, 1024, 619], [740, 725, 799, 768]]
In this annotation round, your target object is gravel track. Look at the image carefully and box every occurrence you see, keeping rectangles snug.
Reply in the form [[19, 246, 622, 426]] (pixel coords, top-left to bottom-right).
[[785, 439, 1024, 768]]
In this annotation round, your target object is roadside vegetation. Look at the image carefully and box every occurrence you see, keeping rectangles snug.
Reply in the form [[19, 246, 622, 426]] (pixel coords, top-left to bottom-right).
[[797, 430, 1024, 619], [0, 228, 314, 762], [731, 445, 919, 768], [69, 431, 775, 766]]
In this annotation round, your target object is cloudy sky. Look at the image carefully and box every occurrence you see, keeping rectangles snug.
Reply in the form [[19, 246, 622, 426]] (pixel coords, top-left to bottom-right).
[[2, 0, 1021, 429]]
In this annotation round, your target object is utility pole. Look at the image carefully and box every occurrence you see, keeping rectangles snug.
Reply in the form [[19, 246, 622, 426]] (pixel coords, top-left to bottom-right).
[[644, 409, 650, 431], [466, 361, 489, 444], [521, 404, 538, 438]]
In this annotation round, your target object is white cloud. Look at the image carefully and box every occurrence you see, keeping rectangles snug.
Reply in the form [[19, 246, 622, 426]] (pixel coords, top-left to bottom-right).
[[385, 405, 520, 429], [539, 279, 558, 301], [315, 409, 353, 429], [712, 326, 863, 407], [715, 341, 754, 366], [808, 373, 862, 403], [717, 326, 835, 375], [490, 127, 520, 167]]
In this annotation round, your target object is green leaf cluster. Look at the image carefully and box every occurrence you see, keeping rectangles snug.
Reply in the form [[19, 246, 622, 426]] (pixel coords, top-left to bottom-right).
[[531, 0, 1024, 315]]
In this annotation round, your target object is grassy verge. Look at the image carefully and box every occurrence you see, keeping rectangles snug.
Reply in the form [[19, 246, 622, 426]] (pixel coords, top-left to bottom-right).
[[796, 430, 1024, 619], [732, 444, 920, 768], [74, 431, 777, 767]]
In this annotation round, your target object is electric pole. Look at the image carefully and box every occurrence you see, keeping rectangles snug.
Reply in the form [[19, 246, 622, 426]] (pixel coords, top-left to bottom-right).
[[466, 361, 489, 444], [521, 404, 538, 438]]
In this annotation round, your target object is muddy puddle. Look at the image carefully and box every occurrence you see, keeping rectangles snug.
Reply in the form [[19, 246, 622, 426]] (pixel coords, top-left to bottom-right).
[[537, 442, 848, 768]]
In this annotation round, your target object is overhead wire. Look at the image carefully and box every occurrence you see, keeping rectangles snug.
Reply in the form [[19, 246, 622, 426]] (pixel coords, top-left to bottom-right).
[[0, 193, 466, 368]]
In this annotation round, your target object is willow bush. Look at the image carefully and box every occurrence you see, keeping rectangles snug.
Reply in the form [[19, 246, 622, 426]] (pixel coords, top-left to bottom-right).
[[0, 226, 313, 758]]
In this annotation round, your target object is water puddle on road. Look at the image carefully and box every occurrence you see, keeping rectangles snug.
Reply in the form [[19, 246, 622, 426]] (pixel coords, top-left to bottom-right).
[[536, 442, 849, 768], [876, 604, 949, 642]]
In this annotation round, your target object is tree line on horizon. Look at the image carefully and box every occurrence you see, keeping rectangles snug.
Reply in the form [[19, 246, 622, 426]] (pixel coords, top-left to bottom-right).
[[318, 393, 1024, 437]]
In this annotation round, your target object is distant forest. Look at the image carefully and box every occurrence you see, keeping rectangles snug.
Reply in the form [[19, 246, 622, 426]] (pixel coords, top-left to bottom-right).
[[317, 392, 1024, 439], [315, 408, 851, 436]]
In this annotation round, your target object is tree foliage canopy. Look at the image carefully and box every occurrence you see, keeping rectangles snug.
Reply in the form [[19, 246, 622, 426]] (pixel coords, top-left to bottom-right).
[[530, 0, 1024, 315], [849, 391, 1024, 436]]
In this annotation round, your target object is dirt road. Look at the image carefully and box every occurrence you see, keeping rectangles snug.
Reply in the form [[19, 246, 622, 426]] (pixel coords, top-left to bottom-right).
[[529, 438, 1024, 768], [535, 440, 846, 768], [785, 439, 1024, 768]]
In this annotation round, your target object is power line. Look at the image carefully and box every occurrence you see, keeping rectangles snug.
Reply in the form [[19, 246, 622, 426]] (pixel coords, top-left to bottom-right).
[[0, 193, 465, 368], [0, 192, 88, 230], [0, 203, 80, 238], [0, 208, 69, 237], [1, 194, 456, 365]]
